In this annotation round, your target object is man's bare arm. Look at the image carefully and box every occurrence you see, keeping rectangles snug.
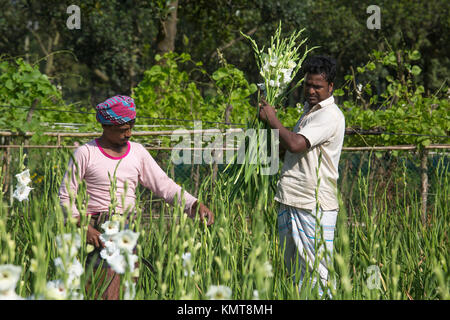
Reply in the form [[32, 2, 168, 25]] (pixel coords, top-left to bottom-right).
[[259, 98, 310, 154]]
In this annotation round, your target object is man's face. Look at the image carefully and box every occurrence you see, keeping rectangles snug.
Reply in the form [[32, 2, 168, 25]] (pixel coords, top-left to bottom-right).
[[303, 73, 333, 106], [103, 121, 134, 147]]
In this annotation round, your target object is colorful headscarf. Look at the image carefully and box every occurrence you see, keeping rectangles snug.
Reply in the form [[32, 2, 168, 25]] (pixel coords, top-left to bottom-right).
[[95, 95, 136, 125]]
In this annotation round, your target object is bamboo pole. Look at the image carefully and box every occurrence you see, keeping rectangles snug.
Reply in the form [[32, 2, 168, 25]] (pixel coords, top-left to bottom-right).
[[420, 149, 429, 225], [342, 145, 450, 151], [0, 128, 245, 137], [0, 130, 448, 151], [0, 129, 448, 151], [0, 144, 448, 151], [0, 145, 240, 150]]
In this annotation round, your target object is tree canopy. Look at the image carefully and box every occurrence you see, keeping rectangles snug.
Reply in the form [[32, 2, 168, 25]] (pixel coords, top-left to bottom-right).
[[0, 0, 448, 147]]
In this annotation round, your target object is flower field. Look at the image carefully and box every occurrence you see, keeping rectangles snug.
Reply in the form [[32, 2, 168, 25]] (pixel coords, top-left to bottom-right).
[[0, 147, 448, 300], [1, 0, 449, 304]]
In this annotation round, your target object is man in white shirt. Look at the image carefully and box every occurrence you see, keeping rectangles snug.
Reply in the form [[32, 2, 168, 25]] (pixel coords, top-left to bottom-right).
[[258, 55, 345, 297]]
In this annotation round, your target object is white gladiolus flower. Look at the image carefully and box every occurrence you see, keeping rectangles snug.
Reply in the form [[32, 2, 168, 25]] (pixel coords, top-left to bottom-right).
[[0, 265, 21, 293], [0, 291, 24, 300], [113, 230, 139, 253], [99, 234, 113, 247], [206, 285, 232, 300], [357, 83, 363, 92], [107, 253, 138, 274], [53, 257, 64, 270], [182, 252, 195, 277], [287, 60, 297, 69], [15, 169, 32, 186], [68, 291, 84, 300], [181, 252, 192, 266], [253, 290, 259, 300], [184, 270, 195, 277], [100, 245, 120, 261], [257, 83, 266, 92], [12, 184, 33, 202], [46, 280, 67, 300], [101, 220, 120, 236], [263, 261, 273, 278], [280, 68, 289, 75], [269, 56, 278, 67], [55, 233, 81, 249], [280, 68, 293, 84], [69, 259, 83, 276], [104, 240, 118, 254], [53, 257, 84, 289], [55, 233, 81, 258]]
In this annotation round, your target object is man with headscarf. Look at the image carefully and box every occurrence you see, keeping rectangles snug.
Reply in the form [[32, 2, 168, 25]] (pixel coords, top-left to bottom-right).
[[59, 95, 214, 299]]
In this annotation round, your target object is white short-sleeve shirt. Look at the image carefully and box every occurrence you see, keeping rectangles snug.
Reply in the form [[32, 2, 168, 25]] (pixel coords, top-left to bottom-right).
[[274, 96, 345, 211]]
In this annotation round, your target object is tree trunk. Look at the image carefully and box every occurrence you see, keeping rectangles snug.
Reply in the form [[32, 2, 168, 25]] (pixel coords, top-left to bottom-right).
[[24, 35, 30, 63], [45, 31, 60, 76], [423, 50, 431, 96], [155, 0, 179, 57], [224, 104, 233, 124]]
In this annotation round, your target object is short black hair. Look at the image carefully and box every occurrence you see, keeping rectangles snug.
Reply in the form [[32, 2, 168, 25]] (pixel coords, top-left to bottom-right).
[[303, 55, 337, 83]]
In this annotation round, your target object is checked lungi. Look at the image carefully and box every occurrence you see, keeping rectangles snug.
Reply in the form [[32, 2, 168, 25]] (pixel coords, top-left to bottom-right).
[[277, 203, 338, 294]]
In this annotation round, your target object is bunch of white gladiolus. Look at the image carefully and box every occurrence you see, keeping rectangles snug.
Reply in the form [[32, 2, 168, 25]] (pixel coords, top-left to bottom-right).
[[0, 233, 85, 300], [225, 22, 316, 213], [99, 219, 139, 299], [99, 220, 139, 274], [259, 54, 297, 97], [241, 21, 316, 106], [50, 233, 84, 299]]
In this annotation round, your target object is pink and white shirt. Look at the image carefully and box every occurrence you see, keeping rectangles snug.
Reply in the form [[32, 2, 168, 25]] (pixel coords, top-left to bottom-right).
[[59, 139, 197, 218]]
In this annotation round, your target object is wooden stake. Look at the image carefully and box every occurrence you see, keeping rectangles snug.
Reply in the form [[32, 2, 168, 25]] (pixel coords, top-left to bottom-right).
[[420, 149, 429, 225]]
